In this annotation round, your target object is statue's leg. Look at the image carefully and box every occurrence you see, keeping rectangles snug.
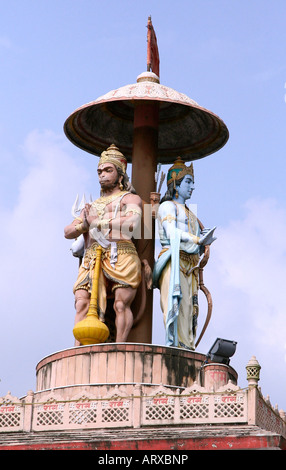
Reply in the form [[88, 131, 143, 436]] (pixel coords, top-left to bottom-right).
[[74, 288, 90, 346], [158, 262, 171, 327], [177, 273, 196, 350], [113, 286, 137, 342]]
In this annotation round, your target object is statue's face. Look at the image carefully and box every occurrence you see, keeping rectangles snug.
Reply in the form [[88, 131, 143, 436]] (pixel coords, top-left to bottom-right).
[[177, 175, 195, 201], [97, 163, 120, 190]]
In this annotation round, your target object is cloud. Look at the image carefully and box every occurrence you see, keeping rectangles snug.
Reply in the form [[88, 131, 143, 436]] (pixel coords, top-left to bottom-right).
[[0, 130, 91, 396], [5, 129, 90, 275], [201, 197, 286, 405], [213, 197, 286, 347]]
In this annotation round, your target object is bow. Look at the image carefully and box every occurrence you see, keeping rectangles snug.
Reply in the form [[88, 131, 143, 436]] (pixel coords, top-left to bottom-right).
[[195, 219, 213, 348]]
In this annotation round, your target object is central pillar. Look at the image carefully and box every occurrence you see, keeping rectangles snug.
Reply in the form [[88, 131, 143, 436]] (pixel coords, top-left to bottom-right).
[[128, 99, 159, 343]]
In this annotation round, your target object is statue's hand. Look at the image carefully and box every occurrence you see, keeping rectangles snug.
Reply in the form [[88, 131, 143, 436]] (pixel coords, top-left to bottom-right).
[[199, 227, 217, 246], [201, 228, 211, 236], [82, 204, 92, 231]]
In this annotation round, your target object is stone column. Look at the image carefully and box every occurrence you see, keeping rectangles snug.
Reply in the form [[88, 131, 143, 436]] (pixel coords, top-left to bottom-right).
[[128, 97, 159, 344], [246, 356, 261, 425], [246, 355, 261, 387], [202, 363, 229, 392], [23, 390, 34, 432], [132, 384, 142, 428]]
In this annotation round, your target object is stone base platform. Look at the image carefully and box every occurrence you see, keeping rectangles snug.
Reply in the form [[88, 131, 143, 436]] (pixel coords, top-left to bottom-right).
[[1, 343, 285, 449], [35, 342, 237, 396], [1, 425, 285, 450]]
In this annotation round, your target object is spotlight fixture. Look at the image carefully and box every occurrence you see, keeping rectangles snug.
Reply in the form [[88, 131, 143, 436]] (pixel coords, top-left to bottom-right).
[[207, 338, 237, 365]]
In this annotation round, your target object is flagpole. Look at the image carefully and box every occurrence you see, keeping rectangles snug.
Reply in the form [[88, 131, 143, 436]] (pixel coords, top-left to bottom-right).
[[128, 18, 160, 343]]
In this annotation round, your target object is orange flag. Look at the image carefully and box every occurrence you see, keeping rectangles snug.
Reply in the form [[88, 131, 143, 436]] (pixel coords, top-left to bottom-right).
[[147, 16, 160, 77]]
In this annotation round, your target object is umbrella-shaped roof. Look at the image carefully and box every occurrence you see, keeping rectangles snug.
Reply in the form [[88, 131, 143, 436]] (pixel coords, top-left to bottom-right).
[[64, 72, 229, 163]]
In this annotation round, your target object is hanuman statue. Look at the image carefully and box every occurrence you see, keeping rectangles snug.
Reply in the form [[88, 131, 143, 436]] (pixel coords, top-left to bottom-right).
[[64, 144, 143, 345]]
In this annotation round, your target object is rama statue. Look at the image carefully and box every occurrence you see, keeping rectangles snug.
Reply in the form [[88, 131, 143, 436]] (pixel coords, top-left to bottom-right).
[[64, 144, 143, 345], [153, 158, 216, 350]]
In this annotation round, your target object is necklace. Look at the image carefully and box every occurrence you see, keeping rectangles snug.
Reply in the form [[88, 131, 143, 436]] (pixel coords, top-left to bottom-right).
[[184, 204, 197, 234], [173, 200, 197, 233], [91, 191, 128, 219]]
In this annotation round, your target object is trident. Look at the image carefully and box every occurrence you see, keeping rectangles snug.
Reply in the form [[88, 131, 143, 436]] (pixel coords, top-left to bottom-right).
[[71, 194, 93, 218]]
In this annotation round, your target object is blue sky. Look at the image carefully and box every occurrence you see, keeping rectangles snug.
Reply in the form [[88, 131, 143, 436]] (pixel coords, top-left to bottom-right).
[[0, 0, 286, 413]]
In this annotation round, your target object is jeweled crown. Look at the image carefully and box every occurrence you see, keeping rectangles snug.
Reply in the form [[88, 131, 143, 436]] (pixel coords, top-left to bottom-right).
[[98, 144, 127, 173], [167, 157, 194, 185]]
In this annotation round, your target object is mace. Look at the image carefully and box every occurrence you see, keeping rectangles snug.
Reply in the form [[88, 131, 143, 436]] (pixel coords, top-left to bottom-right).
[[73, 245, 110, 345]]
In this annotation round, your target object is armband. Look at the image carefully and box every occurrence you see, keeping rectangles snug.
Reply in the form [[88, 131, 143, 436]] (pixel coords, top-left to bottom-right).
[[161, 215, 176, 223], [124, 208, 142, 217], [75, 222, 88, 234]]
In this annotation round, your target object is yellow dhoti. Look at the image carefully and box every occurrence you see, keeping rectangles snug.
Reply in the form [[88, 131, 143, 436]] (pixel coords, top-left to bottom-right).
[[159, 251, 200, 350], [73, 240, 141, 320]]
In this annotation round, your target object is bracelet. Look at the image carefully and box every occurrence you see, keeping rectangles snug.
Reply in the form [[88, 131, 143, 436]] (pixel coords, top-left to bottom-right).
[[75, 222, 88, 234]]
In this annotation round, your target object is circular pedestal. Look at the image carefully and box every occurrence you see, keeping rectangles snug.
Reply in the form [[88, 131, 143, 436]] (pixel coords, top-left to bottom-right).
[[32, 344, 238, 431], [36, 343, 237, 393], [36, 343, 205, 392]]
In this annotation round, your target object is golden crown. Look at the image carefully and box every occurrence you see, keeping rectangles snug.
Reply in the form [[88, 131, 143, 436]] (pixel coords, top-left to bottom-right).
[[98, 144, 127, 173]]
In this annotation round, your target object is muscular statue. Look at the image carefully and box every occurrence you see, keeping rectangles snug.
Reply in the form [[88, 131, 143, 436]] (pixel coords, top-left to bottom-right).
[[64, 144, 142, 345], [153, 158, 216, 350]]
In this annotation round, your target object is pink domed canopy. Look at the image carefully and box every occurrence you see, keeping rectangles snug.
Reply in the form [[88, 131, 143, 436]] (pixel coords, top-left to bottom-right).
[[64, 72, 229, 163]]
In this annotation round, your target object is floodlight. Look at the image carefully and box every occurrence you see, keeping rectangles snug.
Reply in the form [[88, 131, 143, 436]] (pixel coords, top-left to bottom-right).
[[207, 338, 237, 365]]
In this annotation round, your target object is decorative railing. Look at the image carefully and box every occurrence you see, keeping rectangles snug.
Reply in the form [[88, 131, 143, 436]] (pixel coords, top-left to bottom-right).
[[0, 380, 285, 437], [0, 402, 23, 431]]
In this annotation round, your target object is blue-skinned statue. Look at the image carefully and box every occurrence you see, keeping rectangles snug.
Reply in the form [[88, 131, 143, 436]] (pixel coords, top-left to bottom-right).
[[153, 158, 216, 350]]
